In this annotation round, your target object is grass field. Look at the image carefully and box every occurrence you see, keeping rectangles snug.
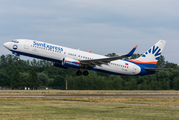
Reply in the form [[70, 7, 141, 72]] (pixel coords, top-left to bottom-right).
[[0, 90, 179, 120]]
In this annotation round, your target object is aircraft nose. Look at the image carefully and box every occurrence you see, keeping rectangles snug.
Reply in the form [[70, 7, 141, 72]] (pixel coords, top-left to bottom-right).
[[4, 42, 10, 49]]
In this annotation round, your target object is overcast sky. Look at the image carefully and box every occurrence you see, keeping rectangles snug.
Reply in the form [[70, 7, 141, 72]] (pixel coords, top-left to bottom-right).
[[1, 0, 179, 63]]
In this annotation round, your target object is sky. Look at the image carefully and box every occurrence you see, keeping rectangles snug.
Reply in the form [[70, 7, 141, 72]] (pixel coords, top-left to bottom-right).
[[0, 0, 179, 64]]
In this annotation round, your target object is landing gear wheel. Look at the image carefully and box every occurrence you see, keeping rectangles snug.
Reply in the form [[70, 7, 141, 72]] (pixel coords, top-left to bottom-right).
[[76, 70, 82, 76], [83, 71, 89, 76]]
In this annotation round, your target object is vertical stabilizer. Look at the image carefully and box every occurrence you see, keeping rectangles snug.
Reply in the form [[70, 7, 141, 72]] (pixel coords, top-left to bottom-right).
[[128, 40, 166, 68]]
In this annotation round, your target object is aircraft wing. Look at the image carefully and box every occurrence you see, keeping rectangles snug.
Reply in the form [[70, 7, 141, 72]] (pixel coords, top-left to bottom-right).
[[80, 45, 137, 67]]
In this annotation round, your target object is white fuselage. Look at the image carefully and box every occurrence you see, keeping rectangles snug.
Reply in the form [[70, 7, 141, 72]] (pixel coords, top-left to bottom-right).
[[4, 39, 141, 76]]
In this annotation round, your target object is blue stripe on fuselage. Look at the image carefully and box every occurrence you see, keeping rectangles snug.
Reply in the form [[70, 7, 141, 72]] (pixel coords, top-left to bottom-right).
[[124, 59, 156, 75]]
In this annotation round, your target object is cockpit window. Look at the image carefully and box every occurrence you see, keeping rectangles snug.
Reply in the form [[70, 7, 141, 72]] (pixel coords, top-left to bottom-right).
[[11, 40, 19, 43]]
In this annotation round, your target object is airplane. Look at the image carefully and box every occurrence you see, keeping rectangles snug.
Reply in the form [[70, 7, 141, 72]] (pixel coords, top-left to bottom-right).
[[3, 39, 172, 76]]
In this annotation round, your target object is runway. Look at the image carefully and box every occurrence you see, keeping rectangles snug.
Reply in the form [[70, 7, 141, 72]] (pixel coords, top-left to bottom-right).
[[0, 94, 179, 98]]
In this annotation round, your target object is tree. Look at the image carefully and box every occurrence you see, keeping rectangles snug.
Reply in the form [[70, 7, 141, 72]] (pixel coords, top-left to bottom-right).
[[47, 78, 54, 88], [26, 69, 39, 89], [130, 54, 142, 59], [0, 55, 7, 68], [155, 55, 165, 68], [109, 75, 124, 90], [162, 79, 170, 90], [126, 79, 137, 90], [173, 77, 179, 90], [112, 76, 124, 90], [0, 72, 10, 87], [10, 70, 21, 89], [156, 71, 170, 81], [150, 80, 159, 90], [165, 61, 178, 69], [0, 54, 179, 90], [65, 76, 74, 90], [38, 72, 49, 86], [20, 73, 29, 89], [53, 75, 65, 89], [105, 53, 118, 57]]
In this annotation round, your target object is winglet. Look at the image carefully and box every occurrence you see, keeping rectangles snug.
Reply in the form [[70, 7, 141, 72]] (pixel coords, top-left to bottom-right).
[[125, 45, 138, 57]]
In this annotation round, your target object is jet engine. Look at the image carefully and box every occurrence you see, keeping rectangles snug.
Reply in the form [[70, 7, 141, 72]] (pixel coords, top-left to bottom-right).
[[62, 58, 81, 68]]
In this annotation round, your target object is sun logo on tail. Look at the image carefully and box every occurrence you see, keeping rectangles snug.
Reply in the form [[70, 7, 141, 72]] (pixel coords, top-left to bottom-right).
[[141, 45, 161, 60]]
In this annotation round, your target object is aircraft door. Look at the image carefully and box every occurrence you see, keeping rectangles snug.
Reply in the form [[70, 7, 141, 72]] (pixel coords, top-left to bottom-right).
[[24, 40, 29, 49]]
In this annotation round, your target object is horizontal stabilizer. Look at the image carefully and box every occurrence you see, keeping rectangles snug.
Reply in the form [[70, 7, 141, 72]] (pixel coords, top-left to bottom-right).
[[145, 68, 173, 71]]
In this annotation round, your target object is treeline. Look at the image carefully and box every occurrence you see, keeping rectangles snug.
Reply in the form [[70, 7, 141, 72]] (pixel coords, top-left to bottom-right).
[[0, 54, 179, 90]]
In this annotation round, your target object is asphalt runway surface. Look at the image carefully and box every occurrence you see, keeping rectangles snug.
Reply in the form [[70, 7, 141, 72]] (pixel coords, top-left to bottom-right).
[[0, 94, 179, 98]]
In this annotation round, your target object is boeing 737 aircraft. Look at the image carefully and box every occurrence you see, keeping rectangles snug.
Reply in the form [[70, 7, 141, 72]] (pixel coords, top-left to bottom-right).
[[3, 39, 171, 76]]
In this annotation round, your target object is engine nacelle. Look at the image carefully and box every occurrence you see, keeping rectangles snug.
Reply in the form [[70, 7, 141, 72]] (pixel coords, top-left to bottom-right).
[[62, 58, 80, 68], [52, 62, 68, 69]]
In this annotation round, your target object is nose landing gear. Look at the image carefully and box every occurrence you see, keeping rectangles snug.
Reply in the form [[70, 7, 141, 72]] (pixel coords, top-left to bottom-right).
[[17, 57, 20, 61], [12, 52, 20, 61]]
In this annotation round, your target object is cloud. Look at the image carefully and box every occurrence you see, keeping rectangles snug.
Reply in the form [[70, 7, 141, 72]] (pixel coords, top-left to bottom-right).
[[0, 0, 179, 63]]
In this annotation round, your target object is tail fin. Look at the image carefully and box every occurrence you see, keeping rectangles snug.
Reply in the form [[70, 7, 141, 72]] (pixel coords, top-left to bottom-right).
[[128, 40, 166, 68]]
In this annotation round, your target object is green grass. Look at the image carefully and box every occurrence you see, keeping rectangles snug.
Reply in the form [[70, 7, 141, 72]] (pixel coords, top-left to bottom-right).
[[0, 97, 179, 120]]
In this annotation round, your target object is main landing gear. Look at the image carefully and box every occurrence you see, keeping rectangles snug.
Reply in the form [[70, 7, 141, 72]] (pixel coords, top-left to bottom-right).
[[83, 70, 89, 76], [76, 70, 82, 76], [76, 70, 89, 76]]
